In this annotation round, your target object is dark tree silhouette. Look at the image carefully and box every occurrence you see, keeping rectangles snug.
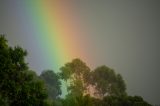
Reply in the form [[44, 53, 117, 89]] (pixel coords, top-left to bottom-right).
[[90, 65, 126, 98], [40, 70, 62, 99], [0, 35, 48, 106]]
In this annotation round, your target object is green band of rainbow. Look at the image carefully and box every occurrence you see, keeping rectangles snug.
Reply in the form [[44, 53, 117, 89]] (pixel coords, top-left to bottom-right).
[[23, 0, 89, 72]]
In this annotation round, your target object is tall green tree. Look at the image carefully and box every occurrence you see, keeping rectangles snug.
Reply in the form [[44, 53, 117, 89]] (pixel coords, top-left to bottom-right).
[[40, 70, 62, 99], [59, 58, 90, 96], [0, 35, 48, 106], [90, 65, 126, 98]]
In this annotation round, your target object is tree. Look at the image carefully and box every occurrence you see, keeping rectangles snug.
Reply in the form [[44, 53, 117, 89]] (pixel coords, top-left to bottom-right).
[[61, 94, 94, 106], [59, 58, 90, 96], [0, 35, 48, 105], [90, 65, 126, 98], [102, 95, 151, 106], [13, 70, 48, 106], [40, 70, 62, 99]]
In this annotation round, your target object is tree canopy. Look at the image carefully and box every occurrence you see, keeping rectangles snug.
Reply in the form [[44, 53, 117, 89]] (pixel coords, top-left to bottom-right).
[[0, 35, 151, 106], [90, 65, 126, 98], [59, 58, 90, 96], [58, 59, 151, 106], [40, 70, 62, 99], [0, 35, 48, 106]]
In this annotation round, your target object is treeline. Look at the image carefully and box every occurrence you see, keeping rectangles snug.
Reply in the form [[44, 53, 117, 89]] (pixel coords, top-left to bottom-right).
[[0, 35, 151, 106]]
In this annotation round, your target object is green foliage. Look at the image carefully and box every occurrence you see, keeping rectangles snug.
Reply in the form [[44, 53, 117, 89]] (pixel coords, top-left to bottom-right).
[[59, 59, 151, 106], [60, 94, 151, 106], [90, 65, 126, 98], [61, 94, 94, 106], [102, 95, 151, 106], [0, 35, 48, 106], [0, 35, 151, 106], [59, 58, 90, 96], [40, 70, 62, 99]]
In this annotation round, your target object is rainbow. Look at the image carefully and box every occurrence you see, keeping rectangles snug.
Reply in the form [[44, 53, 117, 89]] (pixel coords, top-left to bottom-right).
[[22, 0, 90, 72]]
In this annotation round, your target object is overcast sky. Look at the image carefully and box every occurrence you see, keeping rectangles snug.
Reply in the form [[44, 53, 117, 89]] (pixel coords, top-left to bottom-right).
[[0, 0, 160, 104]]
